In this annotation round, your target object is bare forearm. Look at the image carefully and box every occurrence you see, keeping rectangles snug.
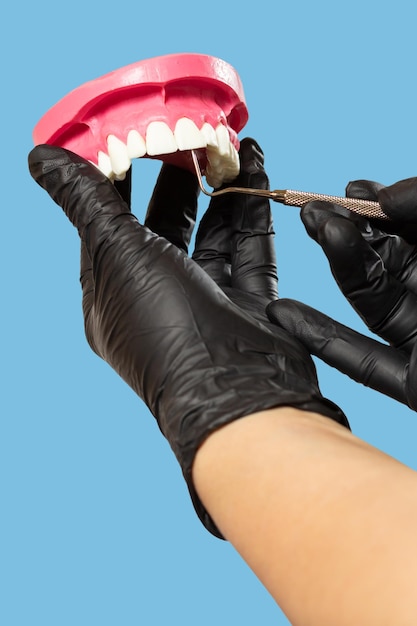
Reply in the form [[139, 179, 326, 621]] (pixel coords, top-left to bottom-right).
[[193, 407, 417, 625]]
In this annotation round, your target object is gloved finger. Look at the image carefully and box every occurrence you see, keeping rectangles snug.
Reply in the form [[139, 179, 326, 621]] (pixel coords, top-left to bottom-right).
[[301, 197, 391, 266], [366, 229, 417, 296], [342, 190, 417, 282], [80, 241, 99, 354], [301, 180, 384, 243], [302, 199, 417, 296], [144, 163, 200, 253], [300, 200, 394, 292], [345, 179, 394, 237], [192, 189, 233, 286], [114, 168, 132, 209], [315, 214, 417, 352], [347, 177, 417, 243], [28, 145, 132, 238], [301, 197, 396, 263], [193, 138, 277, 295], [301, 200, 368, 243], [29, 146, 187, 364], [28, 145, 172, 328], [376, 177, 417, 244], [230, 137, 278, 300], [378, 177, 417, 221], [192, 180, 233, 288], [267, 298, 409, 405], [345, 179, 385, 201]]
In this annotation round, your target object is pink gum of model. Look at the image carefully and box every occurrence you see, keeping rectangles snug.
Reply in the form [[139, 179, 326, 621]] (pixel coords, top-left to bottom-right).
[[33, 53, 249, 174]]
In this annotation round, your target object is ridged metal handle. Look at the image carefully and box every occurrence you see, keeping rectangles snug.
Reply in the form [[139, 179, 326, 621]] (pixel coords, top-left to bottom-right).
[[278, 189, 388, 220]]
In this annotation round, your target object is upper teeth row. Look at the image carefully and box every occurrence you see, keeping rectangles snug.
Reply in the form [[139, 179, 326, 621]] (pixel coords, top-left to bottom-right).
[[95, 117, 240, 188]]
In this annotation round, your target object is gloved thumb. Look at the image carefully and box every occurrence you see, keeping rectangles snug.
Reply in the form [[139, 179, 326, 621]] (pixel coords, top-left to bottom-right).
[[377, 177, 417, 222], [28, 144, 129, 237], [345, 179, 384, 201]]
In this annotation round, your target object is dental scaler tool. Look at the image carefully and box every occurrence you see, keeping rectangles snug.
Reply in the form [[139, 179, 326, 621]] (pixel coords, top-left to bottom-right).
[[190, 151, 389, 220]]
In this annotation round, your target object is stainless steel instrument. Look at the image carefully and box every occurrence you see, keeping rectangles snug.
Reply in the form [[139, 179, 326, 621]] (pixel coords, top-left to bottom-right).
[[190, 150, 389, 220]]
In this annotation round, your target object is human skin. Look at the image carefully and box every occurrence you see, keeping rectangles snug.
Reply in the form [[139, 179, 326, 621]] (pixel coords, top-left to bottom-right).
[[193, 406, 417, 625]]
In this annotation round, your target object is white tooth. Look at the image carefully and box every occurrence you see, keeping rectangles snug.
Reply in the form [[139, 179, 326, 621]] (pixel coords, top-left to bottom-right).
[[174, 117, 206, 151], [201, 123, 218, 147], [205, 140, 240, 189], [205, 150, 222, 188], [223, 170, 237, 183], [97, 151, 114, 179], [206, 171, 222, 189], [205, 161, 223, 188], [215, 124, 230, 156], [146, 121, 177, 155], [206, 147, 221, 167], [107, 134, 131, 177], [231, 144, 240, 169], [127, 129, 146, 158], [224, 145, 240, 178]]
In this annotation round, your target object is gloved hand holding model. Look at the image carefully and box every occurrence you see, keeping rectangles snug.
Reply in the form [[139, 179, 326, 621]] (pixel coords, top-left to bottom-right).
[[28, 138, 347, 538], [268, 177, 417, 408]]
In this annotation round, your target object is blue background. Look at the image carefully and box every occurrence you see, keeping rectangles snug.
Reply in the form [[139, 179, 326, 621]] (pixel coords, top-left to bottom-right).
[[3, 1, 417, 623]]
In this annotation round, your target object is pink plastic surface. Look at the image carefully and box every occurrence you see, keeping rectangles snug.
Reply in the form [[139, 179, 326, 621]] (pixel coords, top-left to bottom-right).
[[33, 53, 248, 171]]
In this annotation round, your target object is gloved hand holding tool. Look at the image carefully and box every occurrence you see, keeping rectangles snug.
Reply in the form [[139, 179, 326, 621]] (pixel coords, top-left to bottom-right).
[[267, 177, 417, 409]]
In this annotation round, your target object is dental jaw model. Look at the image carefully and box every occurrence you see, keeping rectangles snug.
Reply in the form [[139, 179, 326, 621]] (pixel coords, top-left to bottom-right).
[[32, 53, 248, 189]]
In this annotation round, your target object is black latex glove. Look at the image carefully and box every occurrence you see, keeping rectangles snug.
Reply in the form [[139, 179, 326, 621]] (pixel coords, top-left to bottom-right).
[[267, 177, 417, 409], [28, 139, 348, 539]]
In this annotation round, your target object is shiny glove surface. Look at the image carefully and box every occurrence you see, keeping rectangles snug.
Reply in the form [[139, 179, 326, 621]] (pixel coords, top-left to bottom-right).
[[29, 139, 348, 538], [267, 177, 417, 409]]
